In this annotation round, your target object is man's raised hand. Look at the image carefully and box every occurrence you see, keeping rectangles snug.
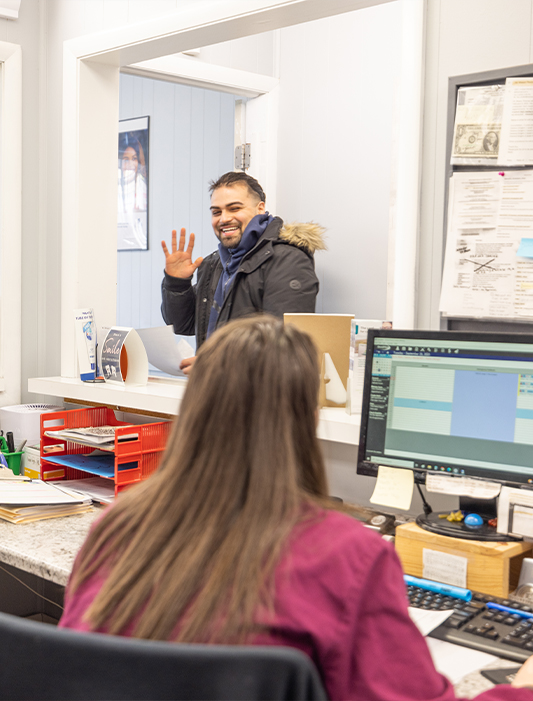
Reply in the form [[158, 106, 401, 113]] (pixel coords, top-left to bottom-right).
[[161, 228, 204, 279]]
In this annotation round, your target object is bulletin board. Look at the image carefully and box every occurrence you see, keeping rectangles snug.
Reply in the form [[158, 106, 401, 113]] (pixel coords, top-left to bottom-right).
[[440, 63, 533, 333]]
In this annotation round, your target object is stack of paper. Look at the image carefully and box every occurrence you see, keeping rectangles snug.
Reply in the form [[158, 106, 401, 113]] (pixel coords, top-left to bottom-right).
[[51, 477, 114, 504], [0, 475, 92, 523], [44, 425, 139, 451]]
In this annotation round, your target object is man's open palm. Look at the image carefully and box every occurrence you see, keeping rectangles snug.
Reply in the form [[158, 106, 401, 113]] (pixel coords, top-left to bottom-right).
[[162, 228, 203, 279]]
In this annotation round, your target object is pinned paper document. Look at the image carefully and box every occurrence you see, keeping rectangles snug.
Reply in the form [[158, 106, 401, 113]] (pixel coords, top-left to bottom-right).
[[370, 465, 414, 511], [499, 77, 533, 166]]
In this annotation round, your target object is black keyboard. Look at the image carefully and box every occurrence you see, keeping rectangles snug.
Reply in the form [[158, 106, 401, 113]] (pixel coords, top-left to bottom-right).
[[407, 584, 533, 662]]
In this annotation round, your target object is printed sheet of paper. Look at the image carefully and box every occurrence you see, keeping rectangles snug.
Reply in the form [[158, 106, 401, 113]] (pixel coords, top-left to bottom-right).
[[0, 468, 30, 481], [425, 638, 497, 685], [0, 480, 90, 505], [499, 77, 533, 165], [136, 326, 194, 377], [348, 319, 392, 415], [440, 170, 533, 320], [408, 608, 454, 637], [515, 259, 533, 318], [426, 474, 501, 499], [370, 465, 414, 511], [450, 171, 502, 230], [451, 85, 505, 165], [423, 549, 467, 589]]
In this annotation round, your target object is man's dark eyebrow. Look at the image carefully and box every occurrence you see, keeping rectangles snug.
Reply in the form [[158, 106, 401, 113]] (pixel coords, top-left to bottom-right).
[[210, 200, 243, 211]]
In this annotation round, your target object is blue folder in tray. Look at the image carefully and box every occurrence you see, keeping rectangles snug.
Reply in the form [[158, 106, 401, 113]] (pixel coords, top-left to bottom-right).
[[45, 454, 115, 478]]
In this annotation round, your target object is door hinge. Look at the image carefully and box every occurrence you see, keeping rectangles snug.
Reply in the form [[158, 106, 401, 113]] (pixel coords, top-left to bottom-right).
[[234, 143, 251, 171]]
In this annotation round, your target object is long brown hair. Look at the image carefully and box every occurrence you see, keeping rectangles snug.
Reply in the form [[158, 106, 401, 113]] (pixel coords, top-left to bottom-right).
[[70, 316, 329, 642]]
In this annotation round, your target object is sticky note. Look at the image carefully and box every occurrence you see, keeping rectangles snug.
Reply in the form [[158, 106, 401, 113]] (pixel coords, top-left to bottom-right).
[[370, 465, 414, 511], [517, 238, 533, 258]]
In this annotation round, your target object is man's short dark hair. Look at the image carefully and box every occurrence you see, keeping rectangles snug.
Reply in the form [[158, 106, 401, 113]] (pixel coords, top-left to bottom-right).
[[209, 172, 266, 203]]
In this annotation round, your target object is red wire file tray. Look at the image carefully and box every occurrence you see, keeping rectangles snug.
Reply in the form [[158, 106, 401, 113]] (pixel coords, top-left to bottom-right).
[[40, 406, 171, 496]]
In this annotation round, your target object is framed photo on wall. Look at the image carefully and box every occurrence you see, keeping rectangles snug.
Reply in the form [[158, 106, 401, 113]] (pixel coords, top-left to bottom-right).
[[118, 116, 150, 250]]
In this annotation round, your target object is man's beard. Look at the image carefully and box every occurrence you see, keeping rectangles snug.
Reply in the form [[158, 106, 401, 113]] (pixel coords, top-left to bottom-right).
[[217, 229, 243, 248]]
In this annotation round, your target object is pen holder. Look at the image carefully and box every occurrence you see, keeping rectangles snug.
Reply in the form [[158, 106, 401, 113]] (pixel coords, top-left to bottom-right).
[[3, 451, 23, 475]]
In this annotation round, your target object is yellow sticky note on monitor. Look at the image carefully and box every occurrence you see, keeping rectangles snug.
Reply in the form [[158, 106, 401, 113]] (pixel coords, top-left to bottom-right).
[[370, 465, 414, 511]]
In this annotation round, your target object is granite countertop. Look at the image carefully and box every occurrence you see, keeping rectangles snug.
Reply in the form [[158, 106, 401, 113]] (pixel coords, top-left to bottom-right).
[[454, 658, 521, 698], [0, 508, 103, 586]]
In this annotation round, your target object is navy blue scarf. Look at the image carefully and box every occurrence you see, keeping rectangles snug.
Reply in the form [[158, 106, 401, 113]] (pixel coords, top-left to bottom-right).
[[206, 213, 274, 338]]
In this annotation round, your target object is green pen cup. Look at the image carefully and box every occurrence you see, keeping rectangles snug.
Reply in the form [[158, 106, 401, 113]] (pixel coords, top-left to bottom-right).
[[4, 451, 23, 475], [0, 436, 23, 475]]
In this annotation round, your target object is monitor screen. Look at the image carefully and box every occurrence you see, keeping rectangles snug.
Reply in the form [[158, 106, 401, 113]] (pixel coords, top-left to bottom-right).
[[357, 329, 533, 488]]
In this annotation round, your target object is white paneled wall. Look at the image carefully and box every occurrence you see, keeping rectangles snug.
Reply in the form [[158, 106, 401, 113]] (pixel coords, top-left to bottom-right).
[[117, 74, 235, 331], [276, 3, 401, 319]]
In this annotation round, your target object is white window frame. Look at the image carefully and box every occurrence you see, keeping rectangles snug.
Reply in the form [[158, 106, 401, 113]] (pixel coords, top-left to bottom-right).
[[60, 0, 420, 379], [0, 41, 21, 403]]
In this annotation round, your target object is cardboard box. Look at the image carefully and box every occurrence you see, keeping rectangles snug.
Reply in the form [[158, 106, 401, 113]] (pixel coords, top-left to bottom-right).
[[395, 521, 533, 598], [22, 444, 41, 479], [284, 314, 354, 407]]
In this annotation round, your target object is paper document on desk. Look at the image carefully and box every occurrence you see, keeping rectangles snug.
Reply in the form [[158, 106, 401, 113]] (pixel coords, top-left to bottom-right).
[[0, 479, 92, 524], [51, 477, 114, 504], [408, 608, 454, 636], [136, 326, 194, 376], [0, 480, 90, 505], [425, 638, 497, 685], [0, 467, 30, 481]]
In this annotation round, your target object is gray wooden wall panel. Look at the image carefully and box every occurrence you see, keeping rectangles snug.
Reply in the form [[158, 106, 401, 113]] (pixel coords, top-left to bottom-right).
[[117, 74, 236, 332]]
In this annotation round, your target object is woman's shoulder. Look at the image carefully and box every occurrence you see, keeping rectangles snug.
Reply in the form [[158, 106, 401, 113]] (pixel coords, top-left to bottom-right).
[[289, 506, 395, 574], [273, 507, 401, 629], [300, 506, 387, 539]]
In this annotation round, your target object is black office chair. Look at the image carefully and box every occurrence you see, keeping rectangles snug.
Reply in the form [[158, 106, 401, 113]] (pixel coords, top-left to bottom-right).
[[0, 612, 328, 700]]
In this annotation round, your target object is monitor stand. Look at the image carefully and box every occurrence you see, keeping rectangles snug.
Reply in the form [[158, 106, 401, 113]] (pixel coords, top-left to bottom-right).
[[416, 496, 520, 542]]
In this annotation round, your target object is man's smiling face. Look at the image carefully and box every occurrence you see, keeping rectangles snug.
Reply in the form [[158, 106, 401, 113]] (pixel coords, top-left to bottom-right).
[[210, 183, 266, 249]]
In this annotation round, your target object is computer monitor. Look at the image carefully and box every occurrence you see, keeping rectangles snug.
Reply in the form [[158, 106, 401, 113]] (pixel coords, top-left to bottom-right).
[[357, 329, 533, 541]]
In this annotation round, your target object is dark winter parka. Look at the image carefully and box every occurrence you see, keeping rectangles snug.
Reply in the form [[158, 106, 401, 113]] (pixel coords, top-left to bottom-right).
[[161, 216, 326, 349]]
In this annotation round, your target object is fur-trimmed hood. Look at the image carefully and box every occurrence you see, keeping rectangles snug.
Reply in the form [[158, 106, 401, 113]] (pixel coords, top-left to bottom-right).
[[278, 222, 327, 254]]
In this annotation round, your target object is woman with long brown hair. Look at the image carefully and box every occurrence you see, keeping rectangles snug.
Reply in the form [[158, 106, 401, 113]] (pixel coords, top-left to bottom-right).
[[60, 316, 533, 699]]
